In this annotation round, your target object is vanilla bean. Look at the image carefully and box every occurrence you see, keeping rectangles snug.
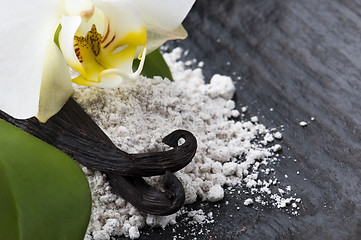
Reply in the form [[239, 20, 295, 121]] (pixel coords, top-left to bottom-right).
[[107, 171, 185, 216], [0, 99, 197, 176], [129, 129, 197, 177], [0, 98, 197, 215]]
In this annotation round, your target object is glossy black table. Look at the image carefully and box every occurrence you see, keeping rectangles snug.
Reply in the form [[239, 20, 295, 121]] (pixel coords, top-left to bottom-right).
[[117, 1, 361, 239]]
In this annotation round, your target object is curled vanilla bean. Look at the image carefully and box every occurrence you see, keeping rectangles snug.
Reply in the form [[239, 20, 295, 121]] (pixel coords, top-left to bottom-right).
[[0, 98, 197, 215], [107, 171, 186, 216]]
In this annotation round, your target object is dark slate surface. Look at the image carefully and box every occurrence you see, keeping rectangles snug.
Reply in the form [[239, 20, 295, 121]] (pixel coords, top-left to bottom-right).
[[117, 0, 361, 239]]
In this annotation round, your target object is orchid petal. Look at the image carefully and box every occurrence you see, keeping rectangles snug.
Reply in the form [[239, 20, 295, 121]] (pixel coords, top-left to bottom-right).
[[0, 0, 63, 119], [128, 0, 194, 52], [146, 25, 188, 53], [37, 42, 73, 123], [129, 0, 195, 31], [94, 0, 145, 43], [73, 46, 146, 88], [59, 16, 86, 77], [95, 46, 147, 88], [94, 0, 147, 80], [77, 7, 106, 36], [65, 0, 94, 18]]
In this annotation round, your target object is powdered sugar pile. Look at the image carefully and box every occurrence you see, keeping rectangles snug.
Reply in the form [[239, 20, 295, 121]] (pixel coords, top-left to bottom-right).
[[74, 47, 300, 240]]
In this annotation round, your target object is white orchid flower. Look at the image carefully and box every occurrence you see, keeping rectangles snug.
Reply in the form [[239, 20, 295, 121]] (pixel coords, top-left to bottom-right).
[[0, 0, 195, 122]]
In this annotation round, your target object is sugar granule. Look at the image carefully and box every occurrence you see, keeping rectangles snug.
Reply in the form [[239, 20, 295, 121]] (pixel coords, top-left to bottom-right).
[[74, 47, 300, 239]]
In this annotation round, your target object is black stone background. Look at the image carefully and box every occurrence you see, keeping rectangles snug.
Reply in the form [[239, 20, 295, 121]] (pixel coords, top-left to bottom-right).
[[117, 1, 361, 239]]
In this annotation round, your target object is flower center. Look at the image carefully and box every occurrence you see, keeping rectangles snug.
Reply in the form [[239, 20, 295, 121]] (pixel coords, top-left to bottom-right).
[[74, 24, 101, 62], [70, 23, 147, 87]]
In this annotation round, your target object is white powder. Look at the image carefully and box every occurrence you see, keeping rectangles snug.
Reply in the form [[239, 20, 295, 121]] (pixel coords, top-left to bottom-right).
[[74, 47, 300, 239], [244, 198, 254, 206], [271, 144, 282, 152], [299, 121, 308, 127], [273, 131, 282, 139], [207, 185, 224, 202]]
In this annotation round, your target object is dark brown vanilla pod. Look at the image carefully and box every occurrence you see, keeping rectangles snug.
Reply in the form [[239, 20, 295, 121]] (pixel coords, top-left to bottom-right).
[[130, 129, 197, 177], [0, 98, 197, 216], [107, 171, 185, 216], [0, 98, 197, 176]]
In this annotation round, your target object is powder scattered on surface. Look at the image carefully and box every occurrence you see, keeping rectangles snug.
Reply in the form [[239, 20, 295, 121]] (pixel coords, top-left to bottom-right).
[[299, 121, 308, 127], [244, 198, 254, 206], [273, 132, 283, 140], [73, 47, 300, 240]]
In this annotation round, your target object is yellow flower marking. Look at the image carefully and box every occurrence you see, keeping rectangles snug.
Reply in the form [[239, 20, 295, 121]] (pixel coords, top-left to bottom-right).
[[73, 25, 104, 84], [75, 25, 101, 60], [72, 24, 147, 86]]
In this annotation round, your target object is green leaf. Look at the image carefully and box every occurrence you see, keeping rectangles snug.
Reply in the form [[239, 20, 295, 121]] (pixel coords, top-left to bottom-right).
[[0, 119, 91, 240], [133, 49, 174, 81]]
